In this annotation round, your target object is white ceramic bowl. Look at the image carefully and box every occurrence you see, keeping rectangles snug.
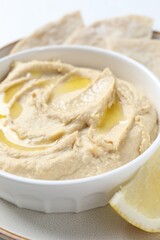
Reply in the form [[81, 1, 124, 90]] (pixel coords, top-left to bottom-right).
[[0, 45, 160, 213]]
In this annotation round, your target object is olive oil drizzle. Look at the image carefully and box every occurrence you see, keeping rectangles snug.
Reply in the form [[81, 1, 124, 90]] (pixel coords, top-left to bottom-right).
[[97, 96, 125, 132]]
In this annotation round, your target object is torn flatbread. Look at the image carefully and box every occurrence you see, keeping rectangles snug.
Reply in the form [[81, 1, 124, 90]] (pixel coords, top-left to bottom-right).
[[91, 15, 153, 38], [105, 38, 160, 78], [65, 28, 107, 48], [11, 11, 84, 54], [65, 15, 153, 47]]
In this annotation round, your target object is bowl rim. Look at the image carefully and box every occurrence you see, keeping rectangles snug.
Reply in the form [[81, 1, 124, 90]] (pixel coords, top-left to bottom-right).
[[0, 44, 160, 185]]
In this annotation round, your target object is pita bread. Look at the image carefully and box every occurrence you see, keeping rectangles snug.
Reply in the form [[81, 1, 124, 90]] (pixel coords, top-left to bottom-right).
[[11, 12, 84, 54], [65, 15, 153, 46], [65, 28, 107, 48], [105, 38, 160, 78], [91, 15, 153, 38]]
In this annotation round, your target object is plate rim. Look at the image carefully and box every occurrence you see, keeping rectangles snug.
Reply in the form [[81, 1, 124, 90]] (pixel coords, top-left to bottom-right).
[[0, 227, 28, 240], [0, 40, 19, 51]]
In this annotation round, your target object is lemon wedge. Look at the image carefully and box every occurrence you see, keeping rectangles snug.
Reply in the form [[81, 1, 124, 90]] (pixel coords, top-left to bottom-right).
[[109, 148, 160, 232]]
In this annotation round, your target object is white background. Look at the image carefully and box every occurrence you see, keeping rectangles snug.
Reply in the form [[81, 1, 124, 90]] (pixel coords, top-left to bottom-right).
[[0, 0, 160, 47]]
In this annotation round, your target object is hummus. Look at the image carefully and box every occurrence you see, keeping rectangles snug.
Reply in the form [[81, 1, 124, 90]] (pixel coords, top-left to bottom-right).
[[0, 60, 158, 180]]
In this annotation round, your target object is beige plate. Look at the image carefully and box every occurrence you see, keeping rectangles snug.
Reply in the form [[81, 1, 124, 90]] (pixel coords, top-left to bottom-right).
[[0, 41, 18, 58], [1, 198, 160, 240], [0, 33, 160, 240]]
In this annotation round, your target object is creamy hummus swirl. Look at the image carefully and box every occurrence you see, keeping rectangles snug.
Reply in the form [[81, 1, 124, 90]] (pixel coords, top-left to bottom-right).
[[0, 60, 158, 180]]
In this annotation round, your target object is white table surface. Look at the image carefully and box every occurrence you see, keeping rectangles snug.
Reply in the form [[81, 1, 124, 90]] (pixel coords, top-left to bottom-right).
[[0, 0, 160, 48]]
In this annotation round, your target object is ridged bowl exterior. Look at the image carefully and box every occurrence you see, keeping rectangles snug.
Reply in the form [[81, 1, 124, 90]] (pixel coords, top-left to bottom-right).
[[0, 46, 160, 213]]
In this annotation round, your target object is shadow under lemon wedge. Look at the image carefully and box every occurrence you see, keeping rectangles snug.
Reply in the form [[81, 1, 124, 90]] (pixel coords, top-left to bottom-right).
[[109, 147, 160, 233]]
